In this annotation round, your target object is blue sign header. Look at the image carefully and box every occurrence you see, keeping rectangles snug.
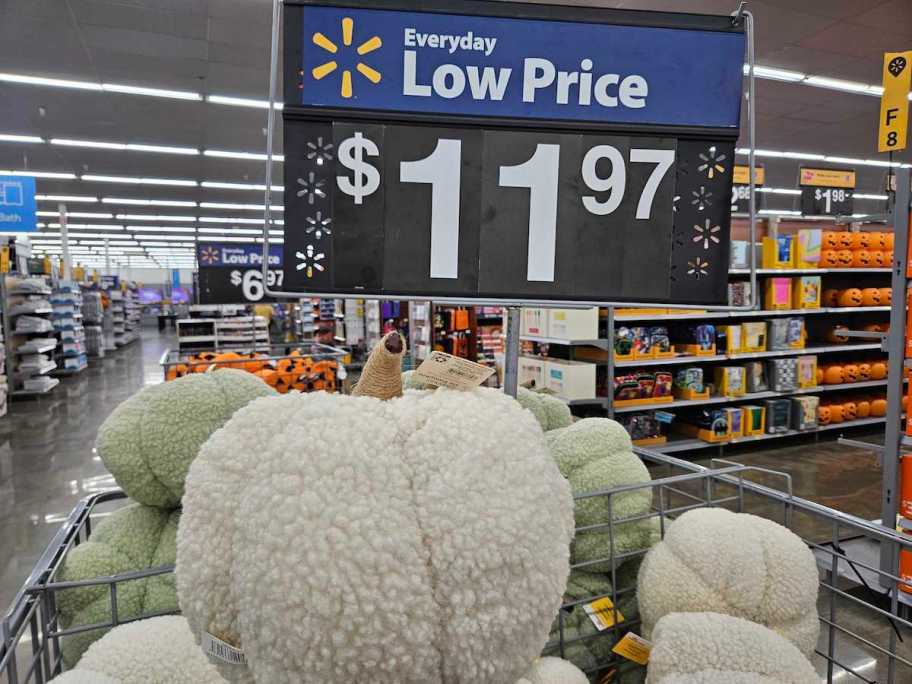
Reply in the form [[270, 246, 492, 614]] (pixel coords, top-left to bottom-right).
[[197, 243, 283, 268], [298, 5, 744, 128], [0, 175, 37, 232]]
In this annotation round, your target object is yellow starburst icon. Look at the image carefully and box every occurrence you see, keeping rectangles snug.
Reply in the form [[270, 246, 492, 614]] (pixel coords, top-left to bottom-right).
[[312, 17, 382, 99]]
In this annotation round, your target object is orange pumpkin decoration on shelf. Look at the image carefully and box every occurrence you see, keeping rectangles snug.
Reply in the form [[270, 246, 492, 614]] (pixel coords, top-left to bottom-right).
[[857, 232, 874, 249], [869, 362, 888, 380], [856, 399, 871, 418], [857, 363, 872, 380], [829, 404, 846, 423], [863, 322, 887, 333], [823, 365, 845, 385], [873, 232, 890, 250], [836, 249, 855, 267], [822, 289, 841, 307], [816, 367, 825, 384], [843, 364, 860, 383], [871, 398, 888, 417], [885, 232, 895, 250], [822, 231, 839, 250], [826, 326, 849, 343], [836, 231, 854, 249], [843, 401, 858, 421], [818, 405, 832, 425], [852, 250, 873, 268], [880, 287, 892, 304], [872, 251, 888, 267], [861, 288, 882, 306], [820, 250, 840, 268], [838, 288, 863, 307]]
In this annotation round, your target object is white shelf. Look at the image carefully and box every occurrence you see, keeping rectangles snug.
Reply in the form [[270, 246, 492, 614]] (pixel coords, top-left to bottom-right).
[[613, 379, 891, 414], [521, 335, 608, 348], [727, 343, 882, 361], [18, 361, 57, 376], [615, 306, 891, 322], [11, 308, 52, 316], [729, 268, 891, 275], [13, 378, 60, 396], [178, 335, 216, 343], [15, 342, 56, 355], [615, 354, 728, 367]]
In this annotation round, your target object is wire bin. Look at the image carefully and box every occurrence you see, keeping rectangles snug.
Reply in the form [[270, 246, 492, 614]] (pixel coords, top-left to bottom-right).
[[4, 451, 912, 683]]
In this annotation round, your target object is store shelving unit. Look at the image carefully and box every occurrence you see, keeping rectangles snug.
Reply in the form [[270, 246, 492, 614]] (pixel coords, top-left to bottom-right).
[[176, 316, 269, 352], [2, 275, 60, 398]]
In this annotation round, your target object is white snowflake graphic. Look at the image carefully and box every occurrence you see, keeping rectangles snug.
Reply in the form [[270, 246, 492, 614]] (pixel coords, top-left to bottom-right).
[[306, 136, 334, 165], [296, 244, 326, 278], [296, 172, 326, 205], [305, 211, 332, 240], [691, 186, 713, 211], [692, 218, 721, 249], [687, 257, 710, 279], [698, 146, 727, 179]]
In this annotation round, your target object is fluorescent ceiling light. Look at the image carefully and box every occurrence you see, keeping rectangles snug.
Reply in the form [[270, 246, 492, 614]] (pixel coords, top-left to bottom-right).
[[37, 211, 113, 219], [862, 159, 901, 168], [0, 72, 102, 90], [823, 156, 865, 165], [854, 193, 889, 200], [47, 223, 124, 230], [757, 188, 802, 195], [59, 231, 126, 239], [126, 143, 199, 155], [198, 235, 260, 243], [127, 225, 196, 233], [804, 76, 878, 95], [0, 133, 43, 143], [201, 181, 284, 192], [206, 95, 283, 110], [51, 138, 126, 150], [749, 65, 806, 82], [101, 83, 202, 101], [199, 202, 284, 211], [204, 149, 285, 162], [103, 197, 197, 207], [37, 194, 97, 203], [199, 216, 283, 225], [0, 169, 76, 179], [753, 149, 787, 158], [759, 209, 802, 216], [137, 234, 197, 240], [82, 175, 198, 187], [782, 152, 825, 161], [198, 227, 261, 235], [115, 214, 196, 222]]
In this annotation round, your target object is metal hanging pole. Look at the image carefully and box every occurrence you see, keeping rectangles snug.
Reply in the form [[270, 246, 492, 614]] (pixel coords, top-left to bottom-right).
[[503, 306, 521, 397], [59, 203, 71, 282], [104, 238, 110, 276]]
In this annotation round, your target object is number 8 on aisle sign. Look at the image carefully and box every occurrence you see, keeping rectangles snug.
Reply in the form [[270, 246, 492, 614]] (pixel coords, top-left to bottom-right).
[[280, 0, 746, 305]]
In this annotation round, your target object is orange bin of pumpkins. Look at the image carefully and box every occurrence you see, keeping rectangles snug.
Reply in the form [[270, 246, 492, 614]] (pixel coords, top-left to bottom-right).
[[165, 350, 338, 394]]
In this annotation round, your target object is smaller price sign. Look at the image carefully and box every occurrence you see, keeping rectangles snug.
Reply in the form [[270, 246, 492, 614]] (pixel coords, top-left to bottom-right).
[[800, 167, 855, 217], [197, 243, 283, 304], [730, 165, 765, 214]]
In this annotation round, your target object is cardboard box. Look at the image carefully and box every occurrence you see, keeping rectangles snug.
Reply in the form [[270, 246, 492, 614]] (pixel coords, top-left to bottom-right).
[[518, 355, 546, 389], [544, 359, 597, 401], [548, 307, 599, 340], [521, 308, 547, 337]]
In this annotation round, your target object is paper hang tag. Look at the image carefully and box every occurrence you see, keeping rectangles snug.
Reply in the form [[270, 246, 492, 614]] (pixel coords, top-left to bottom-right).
[[611, 632, 651, 665], [413, 351, 494, 390], [202, 631, 247, 667], [583, 597, 625, 631]]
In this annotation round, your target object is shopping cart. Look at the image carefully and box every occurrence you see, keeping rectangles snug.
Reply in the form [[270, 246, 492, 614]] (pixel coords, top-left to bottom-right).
[[4, 450, 912, 683]]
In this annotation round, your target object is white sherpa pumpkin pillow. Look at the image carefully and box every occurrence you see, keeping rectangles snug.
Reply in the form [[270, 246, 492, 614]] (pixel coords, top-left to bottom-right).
[[637, 508, 819, 655]]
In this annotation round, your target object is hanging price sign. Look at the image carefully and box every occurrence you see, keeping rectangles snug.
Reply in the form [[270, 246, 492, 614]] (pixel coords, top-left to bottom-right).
[[197, 243, 283, 303], [730, 165, 765, 214], [279, 0, 746, 304], [799, 167, 855, 217]]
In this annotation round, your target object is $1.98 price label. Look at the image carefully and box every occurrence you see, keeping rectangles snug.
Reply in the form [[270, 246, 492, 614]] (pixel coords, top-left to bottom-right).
[[282, 120, 735, 304]]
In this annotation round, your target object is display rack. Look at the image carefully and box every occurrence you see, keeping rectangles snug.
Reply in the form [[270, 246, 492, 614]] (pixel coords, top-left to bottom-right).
[[2, 275, 59, 397], [176, 316, 269, 352], [51, 282, 87, 376], [82, 289, 105, 359]]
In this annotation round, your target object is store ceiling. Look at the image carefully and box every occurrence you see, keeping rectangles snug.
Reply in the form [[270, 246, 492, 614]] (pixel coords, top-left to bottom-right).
[[0, 0, 910, 264]]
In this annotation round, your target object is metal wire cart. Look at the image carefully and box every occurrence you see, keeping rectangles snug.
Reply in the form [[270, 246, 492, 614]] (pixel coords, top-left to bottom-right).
[[3, 447, 912, 684]]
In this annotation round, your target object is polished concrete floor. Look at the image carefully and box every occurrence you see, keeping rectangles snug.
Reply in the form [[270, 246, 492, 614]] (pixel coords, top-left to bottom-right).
[[0, 329, 170, 612]]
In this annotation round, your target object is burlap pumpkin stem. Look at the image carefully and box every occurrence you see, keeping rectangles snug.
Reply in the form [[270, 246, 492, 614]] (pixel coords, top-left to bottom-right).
[[352, 331, 406, 400]]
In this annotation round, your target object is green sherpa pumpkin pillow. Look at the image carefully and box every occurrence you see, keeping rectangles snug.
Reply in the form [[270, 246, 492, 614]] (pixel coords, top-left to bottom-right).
[[96, 369, 275, 508], [517, 387, 573, 431], [547, 418, 659, 572], [57, 504, 180, 666]]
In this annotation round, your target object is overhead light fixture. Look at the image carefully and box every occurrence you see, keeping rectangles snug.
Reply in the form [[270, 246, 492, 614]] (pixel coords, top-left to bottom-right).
[[125, 143, 199, 155], [198, 227, 261, 235], [51, 138, 127, 150], [36, 194, 97, 203], [197, 235, 260, 243], [103, 197, 197, 207], [127, 225, 197, 233], [82, 175, 198, 187], [55, 231, 126, 238], [0, 169, 76, 179], [201, 181, 284, 192], [752, 149, 787, 158], [862, 159, 901, 168], [199, 202, 284, 211], [0, 72, 102, 90], [823, 156, 865, 165], [747, 65, 806, 82], [36, 211, 114, 219], [206, 95, 283, 110], [756, 188, 802, 195], [137, 234, 198, 241], [758, 209, 803, 216], [854, 193, 889, 200], [115, 214, 196, 222], [782, 151, 826, 161], [198, 216, 283, 225], [803, 76, 879, 95], [101, 83, 202, 101], [204, 149, 285, 162], [0, 133, 43, 143]]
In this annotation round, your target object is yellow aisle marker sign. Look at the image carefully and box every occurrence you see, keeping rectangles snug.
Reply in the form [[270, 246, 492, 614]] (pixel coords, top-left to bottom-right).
[[878, 51, 912, 153]]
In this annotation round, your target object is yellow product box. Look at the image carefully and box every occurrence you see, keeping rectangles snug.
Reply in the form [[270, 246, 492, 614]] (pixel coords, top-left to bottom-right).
[[761, 235, 795, 269]]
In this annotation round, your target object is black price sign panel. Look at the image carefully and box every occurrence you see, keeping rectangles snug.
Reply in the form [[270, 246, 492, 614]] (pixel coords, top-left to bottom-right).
[[799, 167, 855, 217], [197, 243, 283, 304], [280, 0, 746, 304]]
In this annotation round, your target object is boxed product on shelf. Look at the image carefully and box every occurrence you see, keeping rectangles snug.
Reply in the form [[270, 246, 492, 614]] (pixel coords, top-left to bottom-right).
[[673, 324, 716, 356], [714, 366, 746, 397], [745, 361, 767, 392], [717, 325, 741, 353], [678, 408, 731, 442], [797, 355, 818, 388], [764, 277, 792, 310], [728, 281, 752, 307], [543, 358, 596, 401], [768, 357, 798, 392], [673, 367, 707, 400], [518, 355, 546, 389], [768, 317, 804, 350], [795, 228, 822, 268], [742, 405, 766, 436], [761, 235, 794, 269], [614, 371, 672, 405], [521, 308, 546, 336], [725, 407, 744, 438], [547, 308, 598, 340], [741, 321, 767, 352], [614, 326, 634, 358], [619, 411, 672, 446], [764, 398, 792, 433], [729, 240, 752, 270], [793, 276, 822, 309], [792, 396, 820, 431]]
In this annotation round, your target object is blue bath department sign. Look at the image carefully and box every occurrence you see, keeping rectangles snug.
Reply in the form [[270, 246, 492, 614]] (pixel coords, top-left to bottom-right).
[[0, 175, 37, 232]]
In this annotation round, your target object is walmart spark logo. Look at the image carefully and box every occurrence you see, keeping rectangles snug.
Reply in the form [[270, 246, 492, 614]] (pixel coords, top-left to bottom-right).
[[199, 246, 220, 265], [312, 18, 382, 99]]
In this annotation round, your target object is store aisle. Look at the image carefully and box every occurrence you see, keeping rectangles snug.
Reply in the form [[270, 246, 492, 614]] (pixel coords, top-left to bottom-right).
[[0, 329, 173, 611]]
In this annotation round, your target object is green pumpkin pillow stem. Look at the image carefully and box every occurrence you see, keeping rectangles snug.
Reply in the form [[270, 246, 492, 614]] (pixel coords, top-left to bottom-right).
[[352, 331, 406, 400]]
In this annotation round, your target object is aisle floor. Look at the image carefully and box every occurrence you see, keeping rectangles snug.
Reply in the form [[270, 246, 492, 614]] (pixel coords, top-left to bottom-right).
[[1, 329, 172, 611]]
